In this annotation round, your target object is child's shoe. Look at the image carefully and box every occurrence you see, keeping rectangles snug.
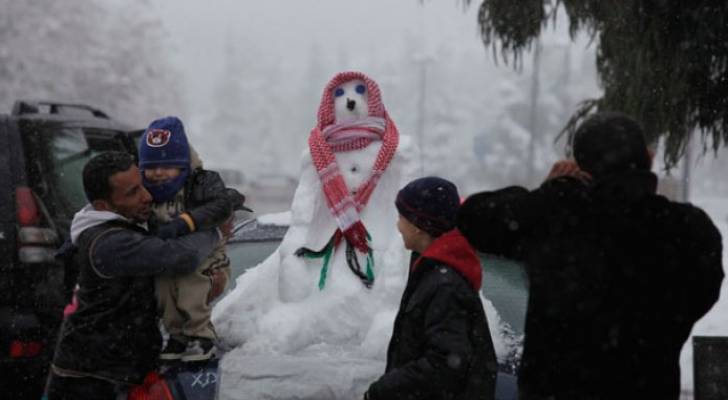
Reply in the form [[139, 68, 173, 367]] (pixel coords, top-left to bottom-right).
[[159, 336, 188, 361], [181, 337, 215, 362]]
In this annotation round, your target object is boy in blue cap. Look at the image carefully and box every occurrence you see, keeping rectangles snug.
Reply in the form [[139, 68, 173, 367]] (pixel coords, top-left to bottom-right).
[[139, 116, 248, 362]]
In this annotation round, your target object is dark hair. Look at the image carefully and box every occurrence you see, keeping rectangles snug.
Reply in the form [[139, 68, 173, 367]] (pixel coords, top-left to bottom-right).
[[573, 111, 650, 178], [83, 151, 135, 202]]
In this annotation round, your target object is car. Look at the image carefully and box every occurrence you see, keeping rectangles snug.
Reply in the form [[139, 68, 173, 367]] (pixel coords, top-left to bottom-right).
[[0, 100, 143, 399], [223, 212, 290, 291], [223, 213, 527, 400]]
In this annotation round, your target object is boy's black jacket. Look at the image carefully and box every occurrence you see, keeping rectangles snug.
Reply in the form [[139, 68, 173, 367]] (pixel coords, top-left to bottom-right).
[[367, 229, 498, 400]]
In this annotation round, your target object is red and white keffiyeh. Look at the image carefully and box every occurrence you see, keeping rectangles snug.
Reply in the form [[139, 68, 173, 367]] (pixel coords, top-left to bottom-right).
[[308, 71, 399, 254]]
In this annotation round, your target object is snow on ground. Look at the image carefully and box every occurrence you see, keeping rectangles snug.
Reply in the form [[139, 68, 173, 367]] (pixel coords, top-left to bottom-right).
[[679, 195, 728, 397]]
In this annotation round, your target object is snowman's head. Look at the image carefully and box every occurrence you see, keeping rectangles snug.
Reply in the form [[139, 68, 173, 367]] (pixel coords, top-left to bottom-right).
[[316, 71, 385, 129], [333, 79, 369, 123]]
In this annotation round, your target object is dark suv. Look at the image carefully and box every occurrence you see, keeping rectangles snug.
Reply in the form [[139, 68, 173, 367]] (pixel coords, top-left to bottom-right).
[[0, 100, 141, 399]]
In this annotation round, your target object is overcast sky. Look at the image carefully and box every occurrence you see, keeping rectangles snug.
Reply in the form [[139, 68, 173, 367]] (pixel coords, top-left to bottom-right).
[[154, 0, 496, 108]]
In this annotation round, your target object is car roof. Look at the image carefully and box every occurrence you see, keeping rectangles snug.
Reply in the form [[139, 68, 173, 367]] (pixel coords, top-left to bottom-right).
[[14, 114, 136, 132], [10, 100, 137, 132]]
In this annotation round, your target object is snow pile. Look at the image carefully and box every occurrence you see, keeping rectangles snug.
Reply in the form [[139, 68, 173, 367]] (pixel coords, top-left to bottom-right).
[[212, 134, 511, 399], [257, 211, 292, 226]]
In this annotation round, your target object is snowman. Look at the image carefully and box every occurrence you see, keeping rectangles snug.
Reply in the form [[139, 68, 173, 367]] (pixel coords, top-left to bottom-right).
[[212, 72, 419, 399], [277, 71, 415, 302]]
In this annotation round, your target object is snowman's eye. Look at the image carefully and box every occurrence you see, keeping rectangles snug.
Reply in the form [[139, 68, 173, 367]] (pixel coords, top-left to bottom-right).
[[334, 88, 345, 97], [355, 84, 366, 94]]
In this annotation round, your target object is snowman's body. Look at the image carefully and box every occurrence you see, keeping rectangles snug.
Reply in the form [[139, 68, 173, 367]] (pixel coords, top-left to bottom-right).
[[278, 139, 410, 303]]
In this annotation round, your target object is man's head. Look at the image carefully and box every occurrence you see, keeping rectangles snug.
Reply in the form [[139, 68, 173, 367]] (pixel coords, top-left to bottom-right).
[[83, 151, 152, 223], [572, 112, 651, 178], [395, 177, 460, 251]]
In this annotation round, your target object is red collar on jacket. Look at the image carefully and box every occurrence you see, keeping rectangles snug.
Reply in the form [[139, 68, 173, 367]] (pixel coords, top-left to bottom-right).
[[413, 229, 482, 291]]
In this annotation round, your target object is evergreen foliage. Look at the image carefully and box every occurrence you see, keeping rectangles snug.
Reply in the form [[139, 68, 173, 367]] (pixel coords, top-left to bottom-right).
[[470, 0, 728, 167]]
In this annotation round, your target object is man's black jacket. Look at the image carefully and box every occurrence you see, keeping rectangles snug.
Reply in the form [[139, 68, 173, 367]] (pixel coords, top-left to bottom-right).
[[52, 219, 219, 384], [367, 229, 498, 400], [457, 171, 723, 399]]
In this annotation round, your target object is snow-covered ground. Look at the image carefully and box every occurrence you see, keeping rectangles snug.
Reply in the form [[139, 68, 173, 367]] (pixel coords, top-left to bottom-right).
[[679, 195, 728, 398]]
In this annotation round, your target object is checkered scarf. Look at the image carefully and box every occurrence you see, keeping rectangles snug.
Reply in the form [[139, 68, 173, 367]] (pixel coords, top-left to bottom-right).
[[308, 71, 399, 253]]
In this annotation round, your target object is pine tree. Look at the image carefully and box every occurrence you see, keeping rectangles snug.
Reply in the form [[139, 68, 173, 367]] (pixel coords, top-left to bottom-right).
[[469, 0, 728, 167]]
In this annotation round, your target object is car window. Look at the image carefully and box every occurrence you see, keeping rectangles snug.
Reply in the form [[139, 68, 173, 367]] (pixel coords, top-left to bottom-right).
[[23, 126, 128, 233], [51, 129, 128, 218], [50, 130, 95, 214]]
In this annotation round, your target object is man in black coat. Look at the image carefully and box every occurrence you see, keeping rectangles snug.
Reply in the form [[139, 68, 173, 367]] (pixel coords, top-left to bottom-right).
[[47, 151, 235, 399], [365, 177, 498, 400], [457, 112, 723, 399]]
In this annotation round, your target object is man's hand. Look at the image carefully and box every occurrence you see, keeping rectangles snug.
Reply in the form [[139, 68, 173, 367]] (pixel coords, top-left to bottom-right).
[[546, 160, 592, 183], [156, 216, 192, 239]]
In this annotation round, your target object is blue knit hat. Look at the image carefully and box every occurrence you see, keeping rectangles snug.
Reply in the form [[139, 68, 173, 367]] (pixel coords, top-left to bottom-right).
[[138, 116, 190, 169], [139, 116, 191, 203], [395, 176, 460, 237]]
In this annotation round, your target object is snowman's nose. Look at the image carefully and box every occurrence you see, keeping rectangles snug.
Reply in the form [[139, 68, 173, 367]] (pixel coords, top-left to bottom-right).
[[346, 98, 356, 111]]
